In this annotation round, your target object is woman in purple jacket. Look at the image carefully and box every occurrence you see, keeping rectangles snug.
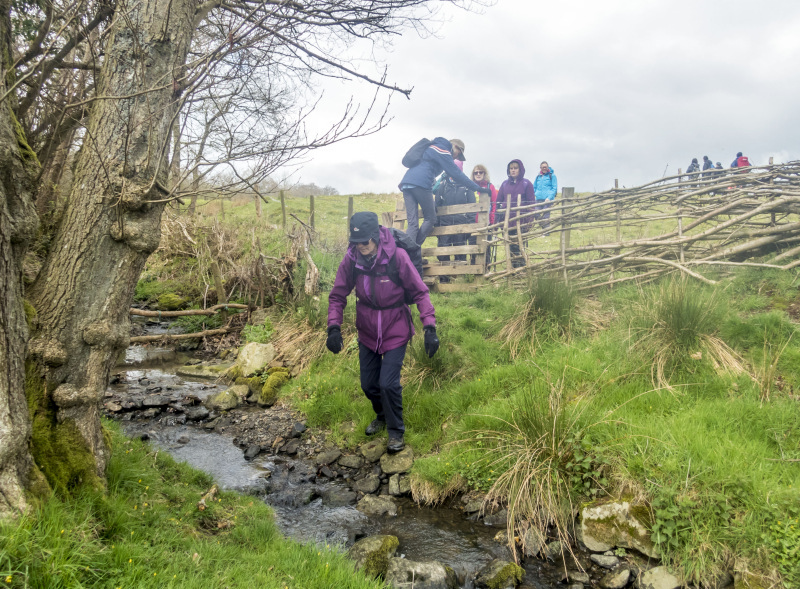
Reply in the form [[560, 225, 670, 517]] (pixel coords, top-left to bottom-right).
[[495, 159, 536, 268], [326, 212, 439, 453]]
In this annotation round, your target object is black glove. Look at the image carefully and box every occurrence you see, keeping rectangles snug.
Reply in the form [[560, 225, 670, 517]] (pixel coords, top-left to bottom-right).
[[423, 326, 439, 358], [477, 187, 491, 194], [326, 326, 343, 354]]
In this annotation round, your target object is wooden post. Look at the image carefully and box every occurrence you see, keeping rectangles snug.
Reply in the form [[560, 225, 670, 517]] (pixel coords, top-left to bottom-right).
[[476, 192, 490, 275], [503, 193, 512, 285], [255, 193, 262, 218], [677, 207, 685, 263], [280, 190, 286, 228], [769, 156, 774, 165], [561, 187, 574, 283], [309, 194, 315, 229], [347, 196, 354, 230], [613, 179, 620, 285], [516, 194, 529, 270]]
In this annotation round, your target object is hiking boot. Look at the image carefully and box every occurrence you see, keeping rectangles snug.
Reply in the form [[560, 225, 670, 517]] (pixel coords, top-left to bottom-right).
[[365, 418, 386, 436], [387, 435, 405, 454]]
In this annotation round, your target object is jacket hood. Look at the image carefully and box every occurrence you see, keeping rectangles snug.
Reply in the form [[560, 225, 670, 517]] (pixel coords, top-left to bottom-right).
[[506, 159, 526, 180], [431, 137, 453, 152]]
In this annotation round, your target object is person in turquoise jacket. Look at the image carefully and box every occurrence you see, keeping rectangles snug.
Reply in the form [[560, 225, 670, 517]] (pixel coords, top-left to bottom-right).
[[532, 161, 557, 230]]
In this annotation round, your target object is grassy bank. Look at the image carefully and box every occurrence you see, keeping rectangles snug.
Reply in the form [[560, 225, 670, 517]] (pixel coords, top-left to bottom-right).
[[0, 423, 382, 589]]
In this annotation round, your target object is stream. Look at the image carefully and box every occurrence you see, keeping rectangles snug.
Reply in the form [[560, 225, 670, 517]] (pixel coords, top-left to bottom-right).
[[107, 320, 582, 588]]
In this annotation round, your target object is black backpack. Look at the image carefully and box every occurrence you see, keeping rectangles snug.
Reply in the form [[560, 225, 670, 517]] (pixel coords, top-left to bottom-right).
[[402, 138, 433, 168], [434, 175, 475, 226], [350, 228, 423, 306]]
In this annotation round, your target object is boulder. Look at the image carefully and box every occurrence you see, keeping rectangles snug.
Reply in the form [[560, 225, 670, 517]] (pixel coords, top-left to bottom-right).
[[388, 474, 411, 496], [360, 439, 387, 462], [259, 368, 289, 407], [315, 448, 342, 466], [232, 342, 276, 378], [385, 558, 459, 589], [543, 540, 563, 561], [235, 376, 263, 399], [176, 363, 233, 380], [380, 446, 414, 474], [204, 388, 240, 412], [354, 474, 381, 494], [474, 559, 525, 589], [483, 508, 508, 528], [142, 394, 172, 407], [592, 554, 621, 569], [601, 567, 631, 589], [185, 406, 210, 421], [521, 527, 545, 557], [338, 454, 364, 469], [357, 494, 397, 517], [347, 535, 399, 579], [321, 487, 357, 507], [638, 566, 681, 589], [581, 500, 659, 559], [229, 384, 250, 402], [563, 571, 591, 585]]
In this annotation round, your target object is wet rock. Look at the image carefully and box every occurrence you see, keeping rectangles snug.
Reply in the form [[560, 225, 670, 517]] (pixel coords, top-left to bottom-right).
[[357, 494, 397, 517], [141, 408, 160, 418], [315, 448, 342, 466], [205, 388, 240, 412], [544, 540, 563, 560], [177, 436, 190, 444], [282, 439, 300, 455], [121, 400, 140, 410], [143, 394, 171, 407], [338, 454, 364, 469], [244, 445, 261, 460], [347, 535, 399, 579], [568, 585, 584, 589], [581, 500, 659, 559], [354, 474, 381, 494], [185, 406, 210, 421], [292, 422, 307, 437], [520, 527, 545, 557], [379, 446, 414, 474], [563, 571, 591, 585], [592, 554, 621, 569], [601, 566, 631, 589], [637, 566, 681, 589], [388, 474, 411, 496], [385, 557, 459, 589], [145, 386, 163, 393], [321, 487, 357, 507], [229, 384, 250, 402], [176, 363, 233, 380], [318, 465, 334, 479], [474, 559, 525, 589], [105, 402, 122, 412], [463, 499, 483, 514], [229, 342, 276, 378], [360, 439, 387, 462], [483, 508, 508, 528]]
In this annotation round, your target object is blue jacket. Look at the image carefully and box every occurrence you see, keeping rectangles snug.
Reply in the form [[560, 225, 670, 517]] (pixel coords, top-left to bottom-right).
[[399, 137, 481, 193], [532, 168, 557, 201]]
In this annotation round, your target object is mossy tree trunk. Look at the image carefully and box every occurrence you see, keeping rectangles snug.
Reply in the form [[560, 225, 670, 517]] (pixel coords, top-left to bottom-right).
[[0, 0, 39, 516], [25, 0, 196, 489]]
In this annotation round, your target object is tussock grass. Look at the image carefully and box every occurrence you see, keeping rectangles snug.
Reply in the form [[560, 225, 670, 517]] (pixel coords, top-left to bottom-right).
[[626, 276, 744, 391]]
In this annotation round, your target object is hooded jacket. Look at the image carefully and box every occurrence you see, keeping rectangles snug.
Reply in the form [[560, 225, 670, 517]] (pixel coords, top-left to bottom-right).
[[495, 159, 536, 229], [328, 226, 435, 354], [399, 137, 482, 194], [533, 167, 558, 202]]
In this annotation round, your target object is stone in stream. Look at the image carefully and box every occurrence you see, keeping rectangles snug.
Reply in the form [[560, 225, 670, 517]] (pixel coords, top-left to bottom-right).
[[315, 448, 342, 466], [580, 500, 659, 559], [385, 557, 459, 589], [204, 388, 240, 412], [473, 559, 525, 589], [353, 474, 381, 494], [388, 473, 411, 496], [177, 436, 190, 444], [320, 487, 357, 507], [356, 494, 397, 517], [600, 566, 631, 589], [482, 508, 508, 528], [379, 445, 414, 474], [142, 394, 171, 407], [338, 454, 364, 469], [281, 439, 300, 455], [184, 406, 210, 421], [347, 535, 399, 579], [243, 445, 261, 460], [360, 439, 387, 463], [562, 571, 591, 585], [176, 363, 233, 380], [291, 422, 307, 438], [592, 554, 621, 569], [104, 402, 122, 412], [637, 566, 682, 589]]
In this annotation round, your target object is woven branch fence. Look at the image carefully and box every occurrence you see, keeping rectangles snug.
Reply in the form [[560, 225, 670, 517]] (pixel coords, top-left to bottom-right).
[[462, 161, 800, 291]]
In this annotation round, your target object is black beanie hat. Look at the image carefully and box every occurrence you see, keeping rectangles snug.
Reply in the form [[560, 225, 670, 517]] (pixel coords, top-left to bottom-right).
[[349, 211, 380, 243]]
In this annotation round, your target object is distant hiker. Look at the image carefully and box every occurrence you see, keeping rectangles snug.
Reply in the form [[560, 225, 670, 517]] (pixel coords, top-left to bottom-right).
[[702, 155, 714, 179], [730, 151, 752, 168], [326, 212, 439, 454], [471, 164, 498, 225], [399, 137, 487, 246], [433, 166, 475, 279], [496, 159, 536, 268], [532, 161, 558, 230], [686, 158, 700, 183]]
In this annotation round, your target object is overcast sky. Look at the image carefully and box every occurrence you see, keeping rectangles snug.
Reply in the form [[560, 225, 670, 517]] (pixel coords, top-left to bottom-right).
[[288, 0, 800, 195]]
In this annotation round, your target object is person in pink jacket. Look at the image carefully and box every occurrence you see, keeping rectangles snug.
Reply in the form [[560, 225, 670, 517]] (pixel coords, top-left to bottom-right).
[[326, 212, 439, 453]]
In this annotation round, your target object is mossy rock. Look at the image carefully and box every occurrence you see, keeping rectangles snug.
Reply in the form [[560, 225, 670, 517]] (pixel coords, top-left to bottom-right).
[[259, 369, 290, 407], [474, 559, 525, 589], [347, 535, 399, 579], [235, 376, 263, 398], [157, 293, 187, 310]]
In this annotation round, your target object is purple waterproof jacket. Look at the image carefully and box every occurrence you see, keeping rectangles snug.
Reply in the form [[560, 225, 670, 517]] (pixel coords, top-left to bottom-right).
[[328, 226, 436, 354], [496, 159, 536, 229]]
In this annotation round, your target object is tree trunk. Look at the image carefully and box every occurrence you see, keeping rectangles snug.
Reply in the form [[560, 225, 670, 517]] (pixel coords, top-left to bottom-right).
[[26, 0, 195, 487], [0, 0, 39, 516]]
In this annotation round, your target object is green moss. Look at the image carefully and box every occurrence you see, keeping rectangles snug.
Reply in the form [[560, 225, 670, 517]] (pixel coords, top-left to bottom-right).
[[236, 376, 262, 397], [226, 364, 243, 381], [25, 360, 103, 494], [157, 293, 187, 310], [485, 562, 525, 589], [23, 300, 37, 330], [259, 370, 290, 407], [362, 535, 399, 579], [9, 107, 39, 164]]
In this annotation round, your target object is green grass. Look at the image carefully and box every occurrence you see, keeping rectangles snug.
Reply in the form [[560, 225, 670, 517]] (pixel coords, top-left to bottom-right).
[[0, 423, 383, 589]]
